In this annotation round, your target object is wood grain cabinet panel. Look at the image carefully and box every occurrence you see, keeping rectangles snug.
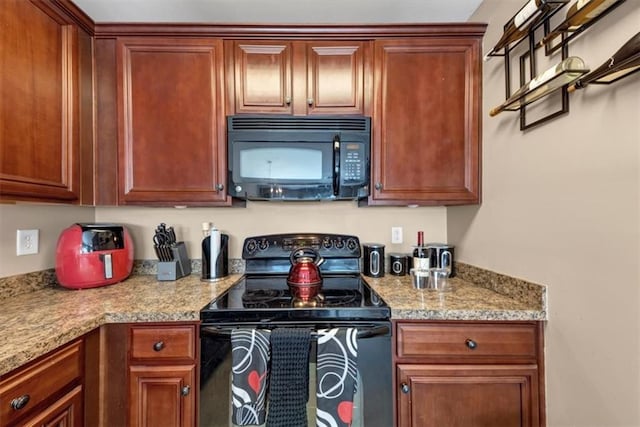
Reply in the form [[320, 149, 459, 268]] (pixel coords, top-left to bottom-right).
[[0, 340, 83, 426], [22, 385, 83, 427], [116, 38, 230, 205], [0, 0, 80, 203], [130, 324, 196, 362], [394, 321, 545, 427], [397, 364, 539, 427], [229, 40, 370, 116], [369, 36, 482, 206], [129, 365, 196, 427], [127, 323, 198, 427]]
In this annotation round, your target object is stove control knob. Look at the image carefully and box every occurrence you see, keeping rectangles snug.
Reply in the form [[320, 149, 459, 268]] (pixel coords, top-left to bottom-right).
[[258, 239, 269, 251], [245, 239, 258, 255], [346, 238, 358, 252], [322, 238, 333, 249], [335, 239, 345, 250]]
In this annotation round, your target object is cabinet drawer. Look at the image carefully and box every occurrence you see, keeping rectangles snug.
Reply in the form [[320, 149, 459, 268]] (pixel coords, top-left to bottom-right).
[[0, 340, 82, 425], [130, 325, 196, 362], [396, 322, 538, 361]]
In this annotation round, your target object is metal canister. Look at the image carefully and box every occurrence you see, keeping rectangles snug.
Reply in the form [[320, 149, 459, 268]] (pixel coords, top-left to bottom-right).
[[389, 253, 409, 276]]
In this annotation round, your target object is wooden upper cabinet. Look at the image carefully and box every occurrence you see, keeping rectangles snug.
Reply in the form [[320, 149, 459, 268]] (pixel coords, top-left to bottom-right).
[[369, 37, 482, 206], [0, 0, 80, 203], [228, 40, 371, 116], [116, 37, 231, 206]]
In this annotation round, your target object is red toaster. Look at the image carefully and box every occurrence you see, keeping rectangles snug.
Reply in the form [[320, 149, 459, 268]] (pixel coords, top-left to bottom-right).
[[56, 223, 134, 289]]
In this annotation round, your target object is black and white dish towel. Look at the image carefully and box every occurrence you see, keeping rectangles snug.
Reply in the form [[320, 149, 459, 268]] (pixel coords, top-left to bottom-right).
[[316, 328, 359, 427], [231, 329, 271, 426]]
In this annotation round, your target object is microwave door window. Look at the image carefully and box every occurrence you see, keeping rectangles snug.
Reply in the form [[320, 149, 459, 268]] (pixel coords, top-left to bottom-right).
[[239, 147, 323, 180]]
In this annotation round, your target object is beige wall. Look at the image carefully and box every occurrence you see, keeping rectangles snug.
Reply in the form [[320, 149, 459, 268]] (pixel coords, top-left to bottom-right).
[[0, 202, 446, 276], [0, 204, 94, 277], [94, 203, 447, 260], [451, 1, 640, 425]]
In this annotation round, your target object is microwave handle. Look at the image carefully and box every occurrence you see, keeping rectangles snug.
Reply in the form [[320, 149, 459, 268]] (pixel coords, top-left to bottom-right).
[[333, 134, 340, 196]]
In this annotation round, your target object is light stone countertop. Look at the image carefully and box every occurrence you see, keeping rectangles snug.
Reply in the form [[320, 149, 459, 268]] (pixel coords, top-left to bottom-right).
[[364, 275, 546, 321], [0, 270, 545, 377]]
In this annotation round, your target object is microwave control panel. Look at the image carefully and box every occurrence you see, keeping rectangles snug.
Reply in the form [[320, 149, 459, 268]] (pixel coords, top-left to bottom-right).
[[342, 142, 366, 183]]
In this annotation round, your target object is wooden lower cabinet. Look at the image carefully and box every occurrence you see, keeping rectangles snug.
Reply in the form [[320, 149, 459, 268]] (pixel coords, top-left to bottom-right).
[[394, 321, 545, 427], [127, 323, 198, 427], [0, 340, 83, 427], [22, 385, 83, 427], [397, 364, 538, 427], [129, 365, 196, 427]]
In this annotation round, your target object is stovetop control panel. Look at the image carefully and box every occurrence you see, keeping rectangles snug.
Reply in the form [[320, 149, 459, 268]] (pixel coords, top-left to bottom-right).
[[242, 233, 360, 260]]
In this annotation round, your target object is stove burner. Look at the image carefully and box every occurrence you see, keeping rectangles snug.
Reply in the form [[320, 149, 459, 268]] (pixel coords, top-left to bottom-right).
[[292, 294, 325, 308], [241, 287, 363, 308]]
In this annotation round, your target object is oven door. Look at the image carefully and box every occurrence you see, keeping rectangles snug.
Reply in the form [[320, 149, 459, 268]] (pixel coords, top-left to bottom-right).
[[199, 322, 392, 427]]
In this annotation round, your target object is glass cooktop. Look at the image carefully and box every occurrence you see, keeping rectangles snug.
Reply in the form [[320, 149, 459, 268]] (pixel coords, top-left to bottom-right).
[[200, 275, 390, 323]]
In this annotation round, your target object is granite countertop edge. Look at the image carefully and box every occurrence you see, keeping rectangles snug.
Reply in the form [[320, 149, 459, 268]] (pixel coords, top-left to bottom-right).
[[0, 266, 547, 377]]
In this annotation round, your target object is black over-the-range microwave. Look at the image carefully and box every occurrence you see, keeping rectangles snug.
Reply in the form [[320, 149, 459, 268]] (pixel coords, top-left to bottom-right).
[[227, 115, 371, 201]]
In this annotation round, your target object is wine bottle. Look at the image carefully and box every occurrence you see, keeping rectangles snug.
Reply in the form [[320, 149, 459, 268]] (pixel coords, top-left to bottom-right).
[[412, 231, 429, 269], [490, 56, 588, 116], [568, 31, 640, 92], [484, 0, 550, 61], [540, 0, 623, 46]]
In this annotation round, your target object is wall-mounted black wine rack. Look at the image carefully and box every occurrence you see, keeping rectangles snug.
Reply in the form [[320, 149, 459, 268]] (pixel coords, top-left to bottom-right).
[[489, 0, 628, 130]]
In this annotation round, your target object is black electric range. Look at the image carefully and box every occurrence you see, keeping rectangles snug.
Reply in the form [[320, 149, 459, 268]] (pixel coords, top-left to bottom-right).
[[199, 233, 393, 427], [200, 233, 390, 324]]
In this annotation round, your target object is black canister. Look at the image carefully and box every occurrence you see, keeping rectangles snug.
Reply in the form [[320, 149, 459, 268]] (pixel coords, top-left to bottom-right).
[[426, 243, 455, 277], [389, 253, 409, 276], [362, 243, 385, 277]]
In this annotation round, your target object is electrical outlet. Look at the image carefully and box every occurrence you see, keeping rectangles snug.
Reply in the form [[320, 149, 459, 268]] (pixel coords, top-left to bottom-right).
[[391, 226, 403, 244], [17, 229, 39, 256]]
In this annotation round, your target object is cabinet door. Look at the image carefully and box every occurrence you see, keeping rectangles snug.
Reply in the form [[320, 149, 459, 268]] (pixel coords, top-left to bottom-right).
[[370, 38, 481, 205], [129, 364, 196, 427], [306, 41, 369, 115], [0, 0, 80, 203], [22, 385, 83, 427], [117, 38, 229, 205], [397, 364, 539, 427], [233, 41, 293, 114]]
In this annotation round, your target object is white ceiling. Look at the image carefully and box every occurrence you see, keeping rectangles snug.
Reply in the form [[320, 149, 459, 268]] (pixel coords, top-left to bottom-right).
[[71, 0, 483, 24]]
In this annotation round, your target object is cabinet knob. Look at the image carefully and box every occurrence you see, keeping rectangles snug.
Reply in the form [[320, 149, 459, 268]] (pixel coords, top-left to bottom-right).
[[10, 395, 30, 411], [153, 341, 165, 352], [400, 383, 410, 394], [215, 183, 224, 191], [465, 338, 477, 350], [307, 98, 314, 106], [181, 385, 191, 396], [285, 96, 291, 105], [375, 182, 383, 190]]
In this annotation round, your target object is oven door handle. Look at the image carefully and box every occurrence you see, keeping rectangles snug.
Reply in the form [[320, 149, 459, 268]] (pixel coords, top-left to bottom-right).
[[201, 324, 390, 340]]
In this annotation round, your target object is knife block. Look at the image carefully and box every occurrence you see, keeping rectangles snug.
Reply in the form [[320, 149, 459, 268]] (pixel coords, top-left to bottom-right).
[[157, 242, 192, 281]]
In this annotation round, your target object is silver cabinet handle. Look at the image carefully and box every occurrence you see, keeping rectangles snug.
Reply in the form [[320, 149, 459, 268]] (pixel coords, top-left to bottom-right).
[[375, 182, 383, 190], [153, 341, 165, 352], [285, 96, 291, 105], [181, 385, 191, 396], [400, 383, 410, 394], [307, 98, 314, 106], [215, 183, 224, 191], [11, 395, 30, 411], [465, 338, 477, 350]]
